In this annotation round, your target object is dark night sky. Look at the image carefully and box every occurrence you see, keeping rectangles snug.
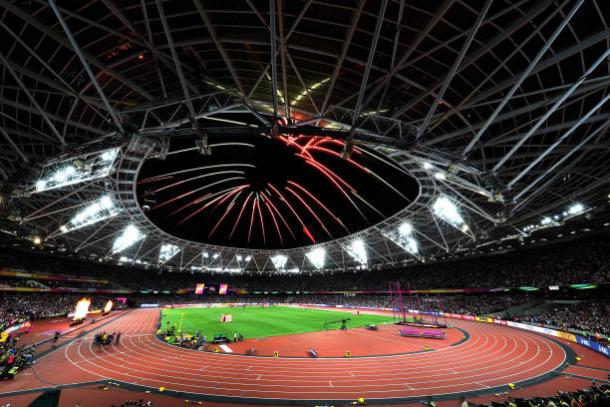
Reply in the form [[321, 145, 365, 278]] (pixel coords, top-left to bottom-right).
[[137, 134, 418, 249]]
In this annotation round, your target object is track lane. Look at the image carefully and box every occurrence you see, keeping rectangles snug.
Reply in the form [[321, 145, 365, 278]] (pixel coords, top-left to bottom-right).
[[43, 308, 567, 402]]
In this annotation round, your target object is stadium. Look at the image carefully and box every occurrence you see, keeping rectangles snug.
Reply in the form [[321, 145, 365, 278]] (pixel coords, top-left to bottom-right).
[[0, 0, 609, 406]]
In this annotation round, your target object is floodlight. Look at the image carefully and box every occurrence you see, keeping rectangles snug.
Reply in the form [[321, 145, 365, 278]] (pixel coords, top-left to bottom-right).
[[212, 253, 220, 259], [159, 243, 180, 263], [207, 267, 241, 273], [344, 239, 367, 265], [236, 255, 243, 262], [399, 222, 413, 236], [271, 254, 288, 270], [112, 224, 145, 254], [245, 255, 252, 262], [432, 196, 466, 229], [32, 147, 120, 193], [202, 252, 209, 258], [100, 149, 118, 162], [58, 195, 120, 235], [385, 222, 419, 255], [567, 203, 585, 215], [306, 247, 326, 269], [434, 171, 446, 180]]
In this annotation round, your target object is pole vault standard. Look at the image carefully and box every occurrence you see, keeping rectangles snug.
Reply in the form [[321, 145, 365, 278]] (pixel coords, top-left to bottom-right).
[[389, 281, 407, 324]]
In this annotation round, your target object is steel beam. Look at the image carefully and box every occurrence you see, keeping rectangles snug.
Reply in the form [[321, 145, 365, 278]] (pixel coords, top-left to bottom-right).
[[509, 92, 610, 189], [0, 51, 65, 145], [0, 126, 29, 163], [47, 0, 125, 134], [194, 1, 245, 96], [321, 0, 366, 114], [493, 47, 610, 172], [269, 0, 279, 119], [461, 0, 585, 157], [343, 0, 389, 156], [154, 0, 196, 120], [417, 0, 492, 139], [277, 0, 290, 119]]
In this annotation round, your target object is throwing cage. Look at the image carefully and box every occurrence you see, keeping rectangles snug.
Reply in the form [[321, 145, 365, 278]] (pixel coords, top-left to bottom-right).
[[389, 281, 407, 324]]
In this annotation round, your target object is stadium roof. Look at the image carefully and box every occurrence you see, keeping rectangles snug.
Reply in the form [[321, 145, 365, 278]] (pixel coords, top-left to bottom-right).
[[1, 0, 609, 272]]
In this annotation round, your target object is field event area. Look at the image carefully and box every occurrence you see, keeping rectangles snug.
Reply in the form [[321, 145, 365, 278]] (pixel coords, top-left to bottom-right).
[[160, 305, 395, 339]]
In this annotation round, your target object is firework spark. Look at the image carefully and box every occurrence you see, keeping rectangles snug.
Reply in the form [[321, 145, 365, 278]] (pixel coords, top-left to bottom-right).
[[268, 183, 316, 244], [178, 185, 246, 224], [263, 198, 284, 245], [155, 176, 246, 210], [260, 191, 297, 240], [208, 189, 246, 238], [255, 194, 266, 244], [286, 180, 347, 231], [142, 135, 411, 248], [230, 192, 254, 240], [285, 186, 333, 237]]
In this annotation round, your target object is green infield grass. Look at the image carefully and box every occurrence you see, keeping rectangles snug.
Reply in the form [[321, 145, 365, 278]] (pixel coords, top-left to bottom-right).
[[160, 306, 395, 339]]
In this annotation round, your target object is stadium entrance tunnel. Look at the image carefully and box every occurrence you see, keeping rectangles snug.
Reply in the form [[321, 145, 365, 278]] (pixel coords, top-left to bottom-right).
[[136, 134, 419, 250]]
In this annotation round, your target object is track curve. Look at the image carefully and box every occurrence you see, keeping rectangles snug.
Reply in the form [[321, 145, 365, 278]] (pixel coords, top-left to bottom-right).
[[21, 308, 570, 404]]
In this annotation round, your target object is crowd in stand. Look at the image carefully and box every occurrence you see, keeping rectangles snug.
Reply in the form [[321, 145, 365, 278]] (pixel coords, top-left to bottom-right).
[[1, 232, 609, 293], [0, 276, 39, 288], [0, 292, 109, 320], [1, 289, 608, 339], [0, 329, 34, 380], [518, 302, 610, 336], [126, 292, 532, 315], [466, 383, 610, 406], [0, 295, 35, 380]]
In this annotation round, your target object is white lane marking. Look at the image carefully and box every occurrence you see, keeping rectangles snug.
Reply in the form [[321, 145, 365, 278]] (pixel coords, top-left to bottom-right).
[[220, 344, 233, 353], [59, 309, 566, 397]]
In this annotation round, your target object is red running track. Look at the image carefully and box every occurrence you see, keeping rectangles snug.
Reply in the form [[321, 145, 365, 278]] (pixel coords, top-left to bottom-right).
[[4, 308, 569, 404]]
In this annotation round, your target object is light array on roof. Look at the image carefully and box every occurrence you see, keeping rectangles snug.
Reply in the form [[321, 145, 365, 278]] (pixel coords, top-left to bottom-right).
[[522, 202, 589, 234], [344, 238, 367, 266], [290, 77, 330, 106], [567, 203, 585, 216], [206, 267, 241, 273], [112, 224, 146, 254], [236, 255, 253, 263], [271, 254, 288, 270], [158, 243, 180, 263], [384, 221, 419, 256], [118, 255, 150, 266], [34, 148, 119, 193], [432, 196, 469, 233], [305, 247, 326, 269], [58, 195, 119, 235]]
